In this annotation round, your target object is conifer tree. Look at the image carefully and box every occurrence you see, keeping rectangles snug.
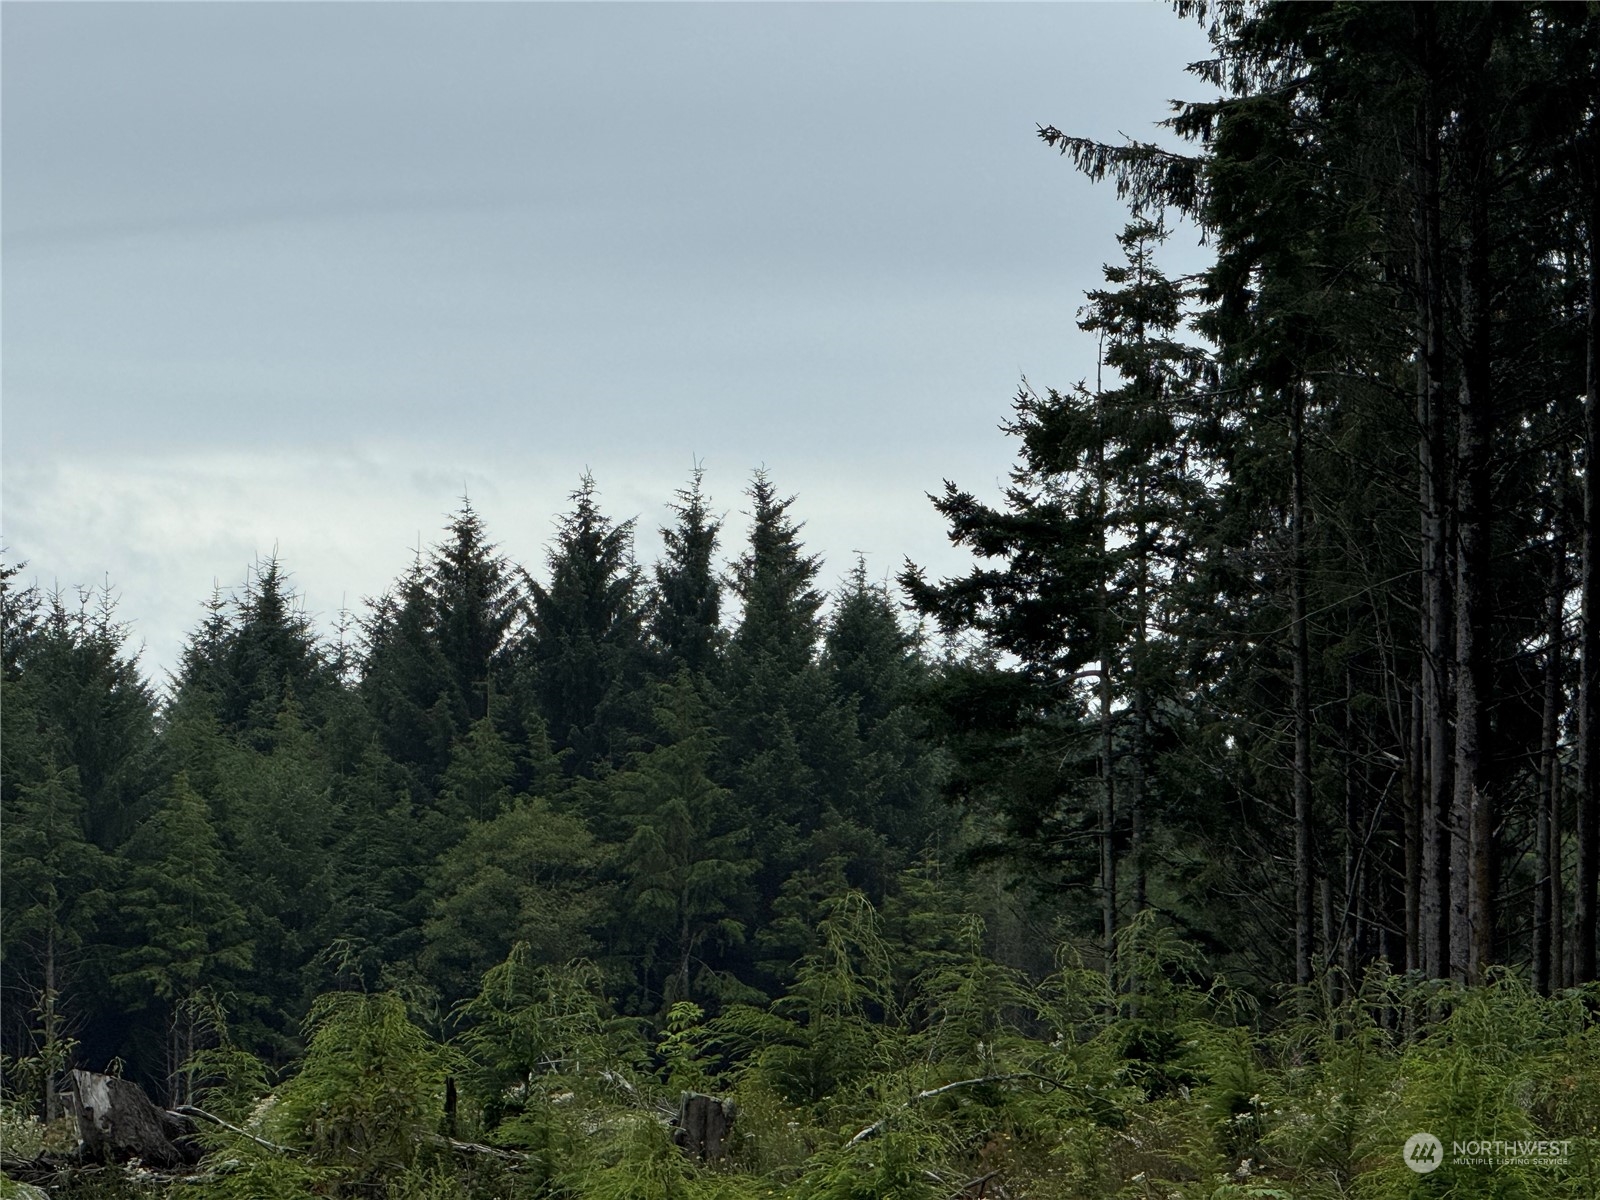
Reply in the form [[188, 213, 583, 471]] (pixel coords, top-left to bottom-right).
[[321, 741, 435, 982], [822, 559, 939, 852], [359, 560, 461, 793], [609, 673, 756, 1009], [727, 472, 824, 673], [1, 576, 161, 1100], [426, 498, 519, 725], [421, 797, 604, 1001], [650, 467, 724, 679], [173, 554, 333, 745], [24, 584, 163, 851], [112, 774, 253, 1104], [201, 705, 339, 1059], [521, 474, 649, 774], [438, 715, 516, 825], [900, 412, 1110, 941], [720, 472, 843, 894], [0, 764, 109, 1119]]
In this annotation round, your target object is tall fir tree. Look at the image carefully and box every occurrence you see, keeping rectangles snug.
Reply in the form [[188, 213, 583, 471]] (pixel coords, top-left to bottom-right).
[[112, 773, 253, 1105], [173, 554, 333, 745], [720, 472, 845, 898], [520, 474, 649, 775], [609, 673, 756, 1010], [426, 498, 519, 725], [650, 467, 725, 680], [821, 560, 942, 860], [359, 558, 462, 794]]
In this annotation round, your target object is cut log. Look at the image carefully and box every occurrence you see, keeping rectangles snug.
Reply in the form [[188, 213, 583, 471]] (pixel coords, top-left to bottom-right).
[[65, 1070, 200, 1167], [671, 1092, 736, 1163]]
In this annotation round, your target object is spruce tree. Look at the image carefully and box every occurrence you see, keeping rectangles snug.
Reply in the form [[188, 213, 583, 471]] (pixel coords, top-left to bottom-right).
[[609, 673, 756, 1009], [521, 474, 649, 775], [420, 797, 604, 1001], [821, 559, 940, 853], [359, 559, 462, 794], [650, 467, 724, 679], [173, 554, 333, 745], [720, 472, 842, 896], [426, 498, 519, 725], [1, 577, 162, 1098], [727, 471, 824, 674], [112, 774, 253, 1104]]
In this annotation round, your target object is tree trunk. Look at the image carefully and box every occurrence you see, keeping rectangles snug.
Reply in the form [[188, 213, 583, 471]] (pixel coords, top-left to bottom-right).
[[1451, 87, 1493, 985], [1577, 142, 1600, 984], [43, 924, 59, 1123], [1291, 383, 1315, 989], [1131, 506, 1150, 915], [1099, 626, 1117, 974], [1553, 747, 1567, 990], [1405, 685, 1423, 973], [673, 1093, 737, 1163], [1413, 17, 1454, 978], [1535, 467, 1567, 994], [1342, 664, 1364, 979], [65, 1070, 199, 1168], [1097, 389, 1118, 976]]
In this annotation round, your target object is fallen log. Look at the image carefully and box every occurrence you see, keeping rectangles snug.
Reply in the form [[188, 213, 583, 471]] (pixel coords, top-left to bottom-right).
[[846, 1073, 1069, 1147]]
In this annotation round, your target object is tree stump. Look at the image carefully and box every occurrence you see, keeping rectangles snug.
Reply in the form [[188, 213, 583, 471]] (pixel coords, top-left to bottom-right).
[[672, 1091, 736, 1163], [65, 1070, 199, 1167]]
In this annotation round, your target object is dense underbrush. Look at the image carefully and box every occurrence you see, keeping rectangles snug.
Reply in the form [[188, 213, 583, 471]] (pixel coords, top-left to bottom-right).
[[6, 903, 1599, 1199]]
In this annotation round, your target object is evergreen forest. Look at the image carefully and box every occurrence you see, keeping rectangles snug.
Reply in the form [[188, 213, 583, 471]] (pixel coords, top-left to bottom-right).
[[6, 3, 1600, 1196]]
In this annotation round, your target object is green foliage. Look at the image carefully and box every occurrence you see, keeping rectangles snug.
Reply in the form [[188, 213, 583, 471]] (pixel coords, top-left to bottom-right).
[[794, 1127, 947, 1200], [359, 560, 462, 790], [264, 991, 450, 1188], [522, 473, 650, 775], [612, 675, 757, 1010], [24, 896, 1598, 1200], [715, 892, 897, 1112], [113, 775, 253, 1013], [560, 1114, 759, 1200], [173, 1137, 332, 1200], [0, 1100, 77, 1160], [651, 468, 725, 679], [453, 945, 624, 1133], [174, 555, 335, 744], [421, 798, 605, 1001], [657, 1002, 715, 1094], [437, 716, 516, 825], [426, 499, 519, 728]]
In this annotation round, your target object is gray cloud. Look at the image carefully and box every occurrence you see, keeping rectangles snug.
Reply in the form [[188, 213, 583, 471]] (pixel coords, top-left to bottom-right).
[[3, 1, 1214, 678]]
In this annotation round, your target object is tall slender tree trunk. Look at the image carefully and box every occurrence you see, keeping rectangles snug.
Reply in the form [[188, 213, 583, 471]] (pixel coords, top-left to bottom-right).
[[1535, 467, 1567, 994], [1552, 750, 1567, 991], [1100, 653, 1117, 974], [1451, 93, 1493, 985], [1291, 384, 1316, 989], [1342, 664, 1364, 979], [1405, 685, 1423, 973], [1131, 507, 1150, 916], [1096, 395, 1118, 977], [1320, 871, 1337, 1005], [1577, 144, 1600, 984], [43, 922, 59, 1123], [1413, 21, 1453, 977]]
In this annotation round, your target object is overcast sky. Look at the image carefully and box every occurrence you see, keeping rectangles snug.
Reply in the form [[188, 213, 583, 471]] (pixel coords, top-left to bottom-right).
[[3, 1, 1214, 683]]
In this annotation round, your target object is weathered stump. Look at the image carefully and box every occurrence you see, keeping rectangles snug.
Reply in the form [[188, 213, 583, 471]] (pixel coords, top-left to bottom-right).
[[672, 1091, 736, 1163], [64, 1070, 200, 1167]]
